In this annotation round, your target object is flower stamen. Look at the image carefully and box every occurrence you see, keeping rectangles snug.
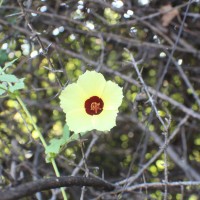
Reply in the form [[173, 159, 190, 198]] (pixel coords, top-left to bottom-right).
[[91, 102, 101, 114], [85, 96, 104, 115]]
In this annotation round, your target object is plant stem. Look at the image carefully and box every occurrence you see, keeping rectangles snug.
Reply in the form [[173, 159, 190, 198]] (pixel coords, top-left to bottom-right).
[[15, 94, 68, 200], [51, 159, 68, 200], [15, 95, 47, 147]]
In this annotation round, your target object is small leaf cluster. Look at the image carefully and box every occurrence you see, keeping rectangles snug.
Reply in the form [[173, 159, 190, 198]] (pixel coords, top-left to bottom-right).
[[0, 58, 25, 96], [45, 124, 85, 162]]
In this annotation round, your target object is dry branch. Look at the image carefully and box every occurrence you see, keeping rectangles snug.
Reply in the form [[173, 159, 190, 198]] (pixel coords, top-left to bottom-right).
[[0, 176, 115, 200]]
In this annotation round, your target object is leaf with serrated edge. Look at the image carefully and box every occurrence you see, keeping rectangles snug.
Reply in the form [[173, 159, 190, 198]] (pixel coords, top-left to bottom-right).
[[0, 84, 7, 95], [2, 58, 18, 71], [0, 89, 5, 95], [8, 78, 25, 93], [45, 124, 70, 155], [0, 74, 19, 82]]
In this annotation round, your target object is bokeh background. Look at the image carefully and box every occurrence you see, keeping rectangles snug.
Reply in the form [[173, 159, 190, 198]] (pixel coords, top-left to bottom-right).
[[1, 0, 200, 199]]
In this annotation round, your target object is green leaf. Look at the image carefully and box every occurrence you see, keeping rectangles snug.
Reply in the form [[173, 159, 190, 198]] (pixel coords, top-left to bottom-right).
[[0, 67, 3, 74], [0, 83, 7, 95], [0, 74, 19, 82], [2, 58, 18, 71], [8, 78, 25, 93], [0, 89, 6, 95], [45, 125, 87, 163], [46, 138, 64, 155], [0, 83, 7, 90], [0, 50, 8, 66], [63, 123, 70, 139], [45, 124, 70, 162]]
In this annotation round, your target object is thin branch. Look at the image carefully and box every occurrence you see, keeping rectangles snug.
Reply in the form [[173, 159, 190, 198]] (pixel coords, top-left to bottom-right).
[[156, 0, 193, 92], [116, 115, 197, 186], [78, 133, 89, 200], [127, 50, 168, 131], [169, 53, 200, 107], [111, 1, 197, 26], [0, 14, 199, 56], [118, 181, 200, 192], [2, 17, 198, 120], [0, 176, 115, 200], [17, 0, 63, 88], [105, 68, 200, 120], [72, 134, 98, 176], [163, 115, 171, 200]]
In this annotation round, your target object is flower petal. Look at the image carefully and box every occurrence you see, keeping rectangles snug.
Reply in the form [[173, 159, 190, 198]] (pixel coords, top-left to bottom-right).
[[101, 81, 123, 110], [92, 110, 118, 131], [66, 110, 93, 133], [77, 71, 106, 97], [59, 71, 123, 133], [59, 83, 87, 113]]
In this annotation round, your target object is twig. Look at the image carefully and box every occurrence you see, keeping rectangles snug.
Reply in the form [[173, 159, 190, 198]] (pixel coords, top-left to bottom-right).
[[116, 181, 200, 192], [156, 0, 193, 92], [96, 34, 105, 72], [17, 0, 63, 88], [111, 1, 196, 26], [78, 133, 89, 200], [127, 50, 168, 131], [104, 68, 200, 120], [33, 145, 43, 200], [72, 134, 99, 176], [116, 115, 190, 186], [0, 14, 199, 56], [163, 115, 171, 200], [169, 53, 200, 107], [3, 17, 197, 117], [0, 176, 115, 200]]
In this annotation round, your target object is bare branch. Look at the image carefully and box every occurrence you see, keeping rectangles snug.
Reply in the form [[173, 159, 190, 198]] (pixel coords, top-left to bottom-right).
[[0, 176, 115, 200], [119, 181, 200, 192]]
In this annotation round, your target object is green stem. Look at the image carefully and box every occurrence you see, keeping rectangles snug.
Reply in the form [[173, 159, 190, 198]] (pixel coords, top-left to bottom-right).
[[15, 94, 68, 200], [15, 95, 47, 148], [51, 159, 68, 199]]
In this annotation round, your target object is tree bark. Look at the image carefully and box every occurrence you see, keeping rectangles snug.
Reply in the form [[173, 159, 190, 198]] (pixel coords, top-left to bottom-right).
[[0, 176, 115, 200]]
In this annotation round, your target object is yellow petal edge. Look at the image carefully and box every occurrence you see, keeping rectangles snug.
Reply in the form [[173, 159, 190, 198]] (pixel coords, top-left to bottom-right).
[[59, 70, 123, 133]]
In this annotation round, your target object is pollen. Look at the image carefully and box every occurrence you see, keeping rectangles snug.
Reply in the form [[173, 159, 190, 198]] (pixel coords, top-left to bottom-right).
[[85, 96, 104, 115], [91, 102, 101, 114]]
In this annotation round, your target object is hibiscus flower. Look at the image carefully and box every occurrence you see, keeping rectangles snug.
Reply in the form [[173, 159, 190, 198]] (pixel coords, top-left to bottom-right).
[[59, 71, 123, 133]]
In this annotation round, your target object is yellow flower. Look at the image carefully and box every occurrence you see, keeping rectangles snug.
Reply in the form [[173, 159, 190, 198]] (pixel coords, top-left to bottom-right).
[[59, 71, 123, 133]]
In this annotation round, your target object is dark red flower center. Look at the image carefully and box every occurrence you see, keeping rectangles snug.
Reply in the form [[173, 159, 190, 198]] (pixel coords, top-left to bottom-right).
[[85, 96, 104, 115]]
